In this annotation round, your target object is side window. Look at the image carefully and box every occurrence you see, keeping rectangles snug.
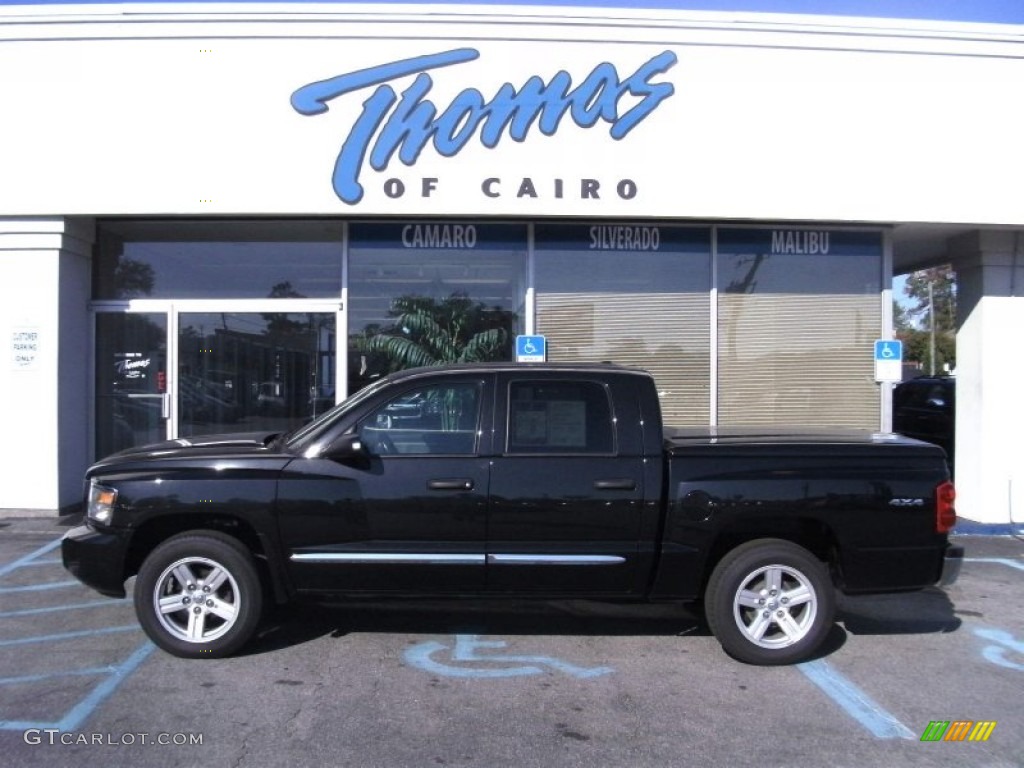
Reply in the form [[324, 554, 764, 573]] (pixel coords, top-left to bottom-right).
[[507, 380, 615, 454], [925, 383, 953, 409], [358, 382, 481, 456], [895, 382, 925, 408]]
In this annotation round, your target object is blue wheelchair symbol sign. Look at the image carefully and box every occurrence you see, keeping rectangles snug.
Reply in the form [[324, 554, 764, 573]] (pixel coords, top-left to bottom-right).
[[874, 339, 903, 383], [874, 340, 903, 362], [516, 335, 546, 362]]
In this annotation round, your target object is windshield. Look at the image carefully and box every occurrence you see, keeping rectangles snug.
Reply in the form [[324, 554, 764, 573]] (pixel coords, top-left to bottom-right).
[[283, 376, 393, 450]]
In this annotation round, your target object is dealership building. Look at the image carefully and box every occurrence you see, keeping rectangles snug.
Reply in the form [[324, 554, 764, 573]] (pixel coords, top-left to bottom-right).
[[1, 1, 1021, 529]]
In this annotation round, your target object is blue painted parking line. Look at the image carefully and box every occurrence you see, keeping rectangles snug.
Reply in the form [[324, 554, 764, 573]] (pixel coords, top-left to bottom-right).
[[0, 641, 156, 732], [0, 625, 141, 648], [0, 580, 81, 594], [964, 557, 1024, 573], [0, 537, 155, 732], [0, 666, 124, 686], [0, 538, 62, 578], [0, 599, 117, 619], [798, 659, 914, 739]]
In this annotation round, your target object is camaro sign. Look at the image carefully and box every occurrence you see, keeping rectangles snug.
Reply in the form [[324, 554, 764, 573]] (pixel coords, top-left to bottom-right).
[[290, 48, 677, 205]]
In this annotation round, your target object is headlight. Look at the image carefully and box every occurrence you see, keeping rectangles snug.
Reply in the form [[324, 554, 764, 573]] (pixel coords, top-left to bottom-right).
[[87, 481, 118, 525]]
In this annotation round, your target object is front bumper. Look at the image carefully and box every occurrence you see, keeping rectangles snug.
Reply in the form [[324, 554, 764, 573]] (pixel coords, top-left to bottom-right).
[[61, 523, 131, 598], [938, 543, 965, 587]]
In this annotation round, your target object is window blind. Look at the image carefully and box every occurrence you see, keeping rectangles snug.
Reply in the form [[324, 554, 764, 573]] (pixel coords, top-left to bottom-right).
[[718, 293, 880, 427], [537, 292, 710, 425]]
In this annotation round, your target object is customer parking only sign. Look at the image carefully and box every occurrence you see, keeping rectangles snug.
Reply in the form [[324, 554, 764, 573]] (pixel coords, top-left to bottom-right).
[[11, 327, 40, 371]]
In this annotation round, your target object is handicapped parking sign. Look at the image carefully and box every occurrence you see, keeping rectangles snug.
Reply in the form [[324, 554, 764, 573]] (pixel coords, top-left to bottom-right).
[[874, 339, 903, 382], [516, 335, 546, 363]]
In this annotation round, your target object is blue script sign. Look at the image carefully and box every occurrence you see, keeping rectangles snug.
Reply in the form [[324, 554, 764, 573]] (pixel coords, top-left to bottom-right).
[[291, 48, 677, 205]]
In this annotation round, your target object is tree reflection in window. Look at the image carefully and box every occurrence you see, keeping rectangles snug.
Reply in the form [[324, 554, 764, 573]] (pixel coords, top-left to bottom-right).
[[354, 293, 516, 377], [112, 258, 156, 299]]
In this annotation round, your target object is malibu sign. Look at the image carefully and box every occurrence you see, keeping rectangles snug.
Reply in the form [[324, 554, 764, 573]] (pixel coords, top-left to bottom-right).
[[291, 48, 677, 205]]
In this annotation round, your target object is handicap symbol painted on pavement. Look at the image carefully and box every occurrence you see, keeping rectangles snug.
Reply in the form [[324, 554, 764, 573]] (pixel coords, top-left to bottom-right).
[[404, 634, 613, 679], [974, 628, 1024, 672]]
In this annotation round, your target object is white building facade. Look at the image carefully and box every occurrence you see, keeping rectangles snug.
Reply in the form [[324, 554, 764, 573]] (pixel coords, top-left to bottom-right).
[[0, 2, 1021, 528]]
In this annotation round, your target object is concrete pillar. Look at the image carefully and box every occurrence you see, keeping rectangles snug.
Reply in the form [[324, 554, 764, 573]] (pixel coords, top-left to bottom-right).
[[0, 217, 94, 516], [952, 229, 1024, 528]]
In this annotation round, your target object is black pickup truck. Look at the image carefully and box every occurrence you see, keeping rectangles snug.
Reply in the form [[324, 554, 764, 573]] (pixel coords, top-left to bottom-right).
[[63, 363, 963, 665]]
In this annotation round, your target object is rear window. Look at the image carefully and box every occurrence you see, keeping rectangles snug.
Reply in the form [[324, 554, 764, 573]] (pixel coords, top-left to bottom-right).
[[506, 380, 615, 454]]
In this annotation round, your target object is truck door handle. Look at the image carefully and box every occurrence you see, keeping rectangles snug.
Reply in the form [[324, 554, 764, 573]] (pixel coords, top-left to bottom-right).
[[594, 479, 637, 491], [428, 479, 475, 491]]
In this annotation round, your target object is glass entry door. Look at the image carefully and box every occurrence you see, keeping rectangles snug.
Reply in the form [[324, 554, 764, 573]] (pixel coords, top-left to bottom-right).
[[176, 312, 337, 439], [95, 309, 338, 459], [95, 313, 170, 459]]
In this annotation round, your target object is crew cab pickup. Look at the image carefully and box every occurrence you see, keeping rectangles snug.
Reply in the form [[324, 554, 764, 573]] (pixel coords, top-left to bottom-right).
[[63, 363, 963, 665]]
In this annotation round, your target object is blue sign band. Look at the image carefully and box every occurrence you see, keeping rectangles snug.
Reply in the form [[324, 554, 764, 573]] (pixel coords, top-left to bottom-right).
[[350, 222, 527, 249], [718, 228, 883, 257], [534, 223, 710, 253]]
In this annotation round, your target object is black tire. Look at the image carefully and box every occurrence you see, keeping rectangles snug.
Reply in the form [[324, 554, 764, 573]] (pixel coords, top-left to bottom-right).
[[705, 539, 835, 665], [134, 530, 263, 659]]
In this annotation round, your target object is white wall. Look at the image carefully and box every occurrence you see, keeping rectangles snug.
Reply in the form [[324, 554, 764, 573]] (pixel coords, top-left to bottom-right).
[[1, 5, 1021, 518], [954, 233, 1024, 526], [0, 5, 1021, 224], [0, 218, 92, 513]]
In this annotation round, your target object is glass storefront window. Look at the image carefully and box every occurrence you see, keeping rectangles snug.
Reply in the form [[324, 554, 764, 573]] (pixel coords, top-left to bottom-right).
[[95, 313, 168, 459], [94, 220, 343, 300], [177, 312, 336, 438], [534, 224, 712, 426], [348, 222, 527, 392], [717, 228, 883, 427], [89, 219, 887, 453]]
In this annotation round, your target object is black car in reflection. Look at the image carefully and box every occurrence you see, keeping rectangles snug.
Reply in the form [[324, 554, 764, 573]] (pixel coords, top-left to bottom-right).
[[893, 376, 955, 468]]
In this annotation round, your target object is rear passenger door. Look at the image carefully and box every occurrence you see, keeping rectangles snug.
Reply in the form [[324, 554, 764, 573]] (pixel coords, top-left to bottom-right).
[[486, 373, 646, 595]]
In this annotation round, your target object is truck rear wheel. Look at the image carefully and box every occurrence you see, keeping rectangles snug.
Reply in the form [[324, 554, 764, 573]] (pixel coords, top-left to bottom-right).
[[134, 531, 263, 658], [705, 539, 835, 665]]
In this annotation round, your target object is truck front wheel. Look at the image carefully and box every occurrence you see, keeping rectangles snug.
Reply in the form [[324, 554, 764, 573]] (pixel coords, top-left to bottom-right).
[[705, 539, 835, 665], [134, 531, 263, 658]]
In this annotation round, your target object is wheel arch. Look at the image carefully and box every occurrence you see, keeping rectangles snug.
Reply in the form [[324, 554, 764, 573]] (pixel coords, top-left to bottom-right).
[[124, 513, 292, 603], [701, 517, 841, 595]]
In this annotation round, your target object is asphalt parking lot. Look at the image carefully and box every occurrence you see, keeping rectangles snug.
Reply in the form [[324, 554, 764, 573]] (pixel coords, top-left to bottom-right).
[[0, 516, 1021, 768]]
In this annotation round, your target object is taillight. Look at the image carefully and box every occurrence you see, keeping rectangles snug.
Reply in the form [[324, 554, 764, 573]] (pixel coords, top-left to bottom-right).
[[936, 481, 956, 533]]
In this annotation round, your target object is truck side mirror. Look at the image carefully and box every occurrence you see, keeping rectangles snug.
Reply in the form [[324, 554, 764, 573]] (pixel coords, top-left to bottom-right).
[[326, 433, 368, 464]]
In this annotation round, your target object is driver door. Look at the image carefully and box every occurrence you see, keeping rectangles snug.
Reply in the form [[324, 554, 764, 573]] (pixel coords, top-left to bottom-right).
[[277, 376, 492, 594]]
